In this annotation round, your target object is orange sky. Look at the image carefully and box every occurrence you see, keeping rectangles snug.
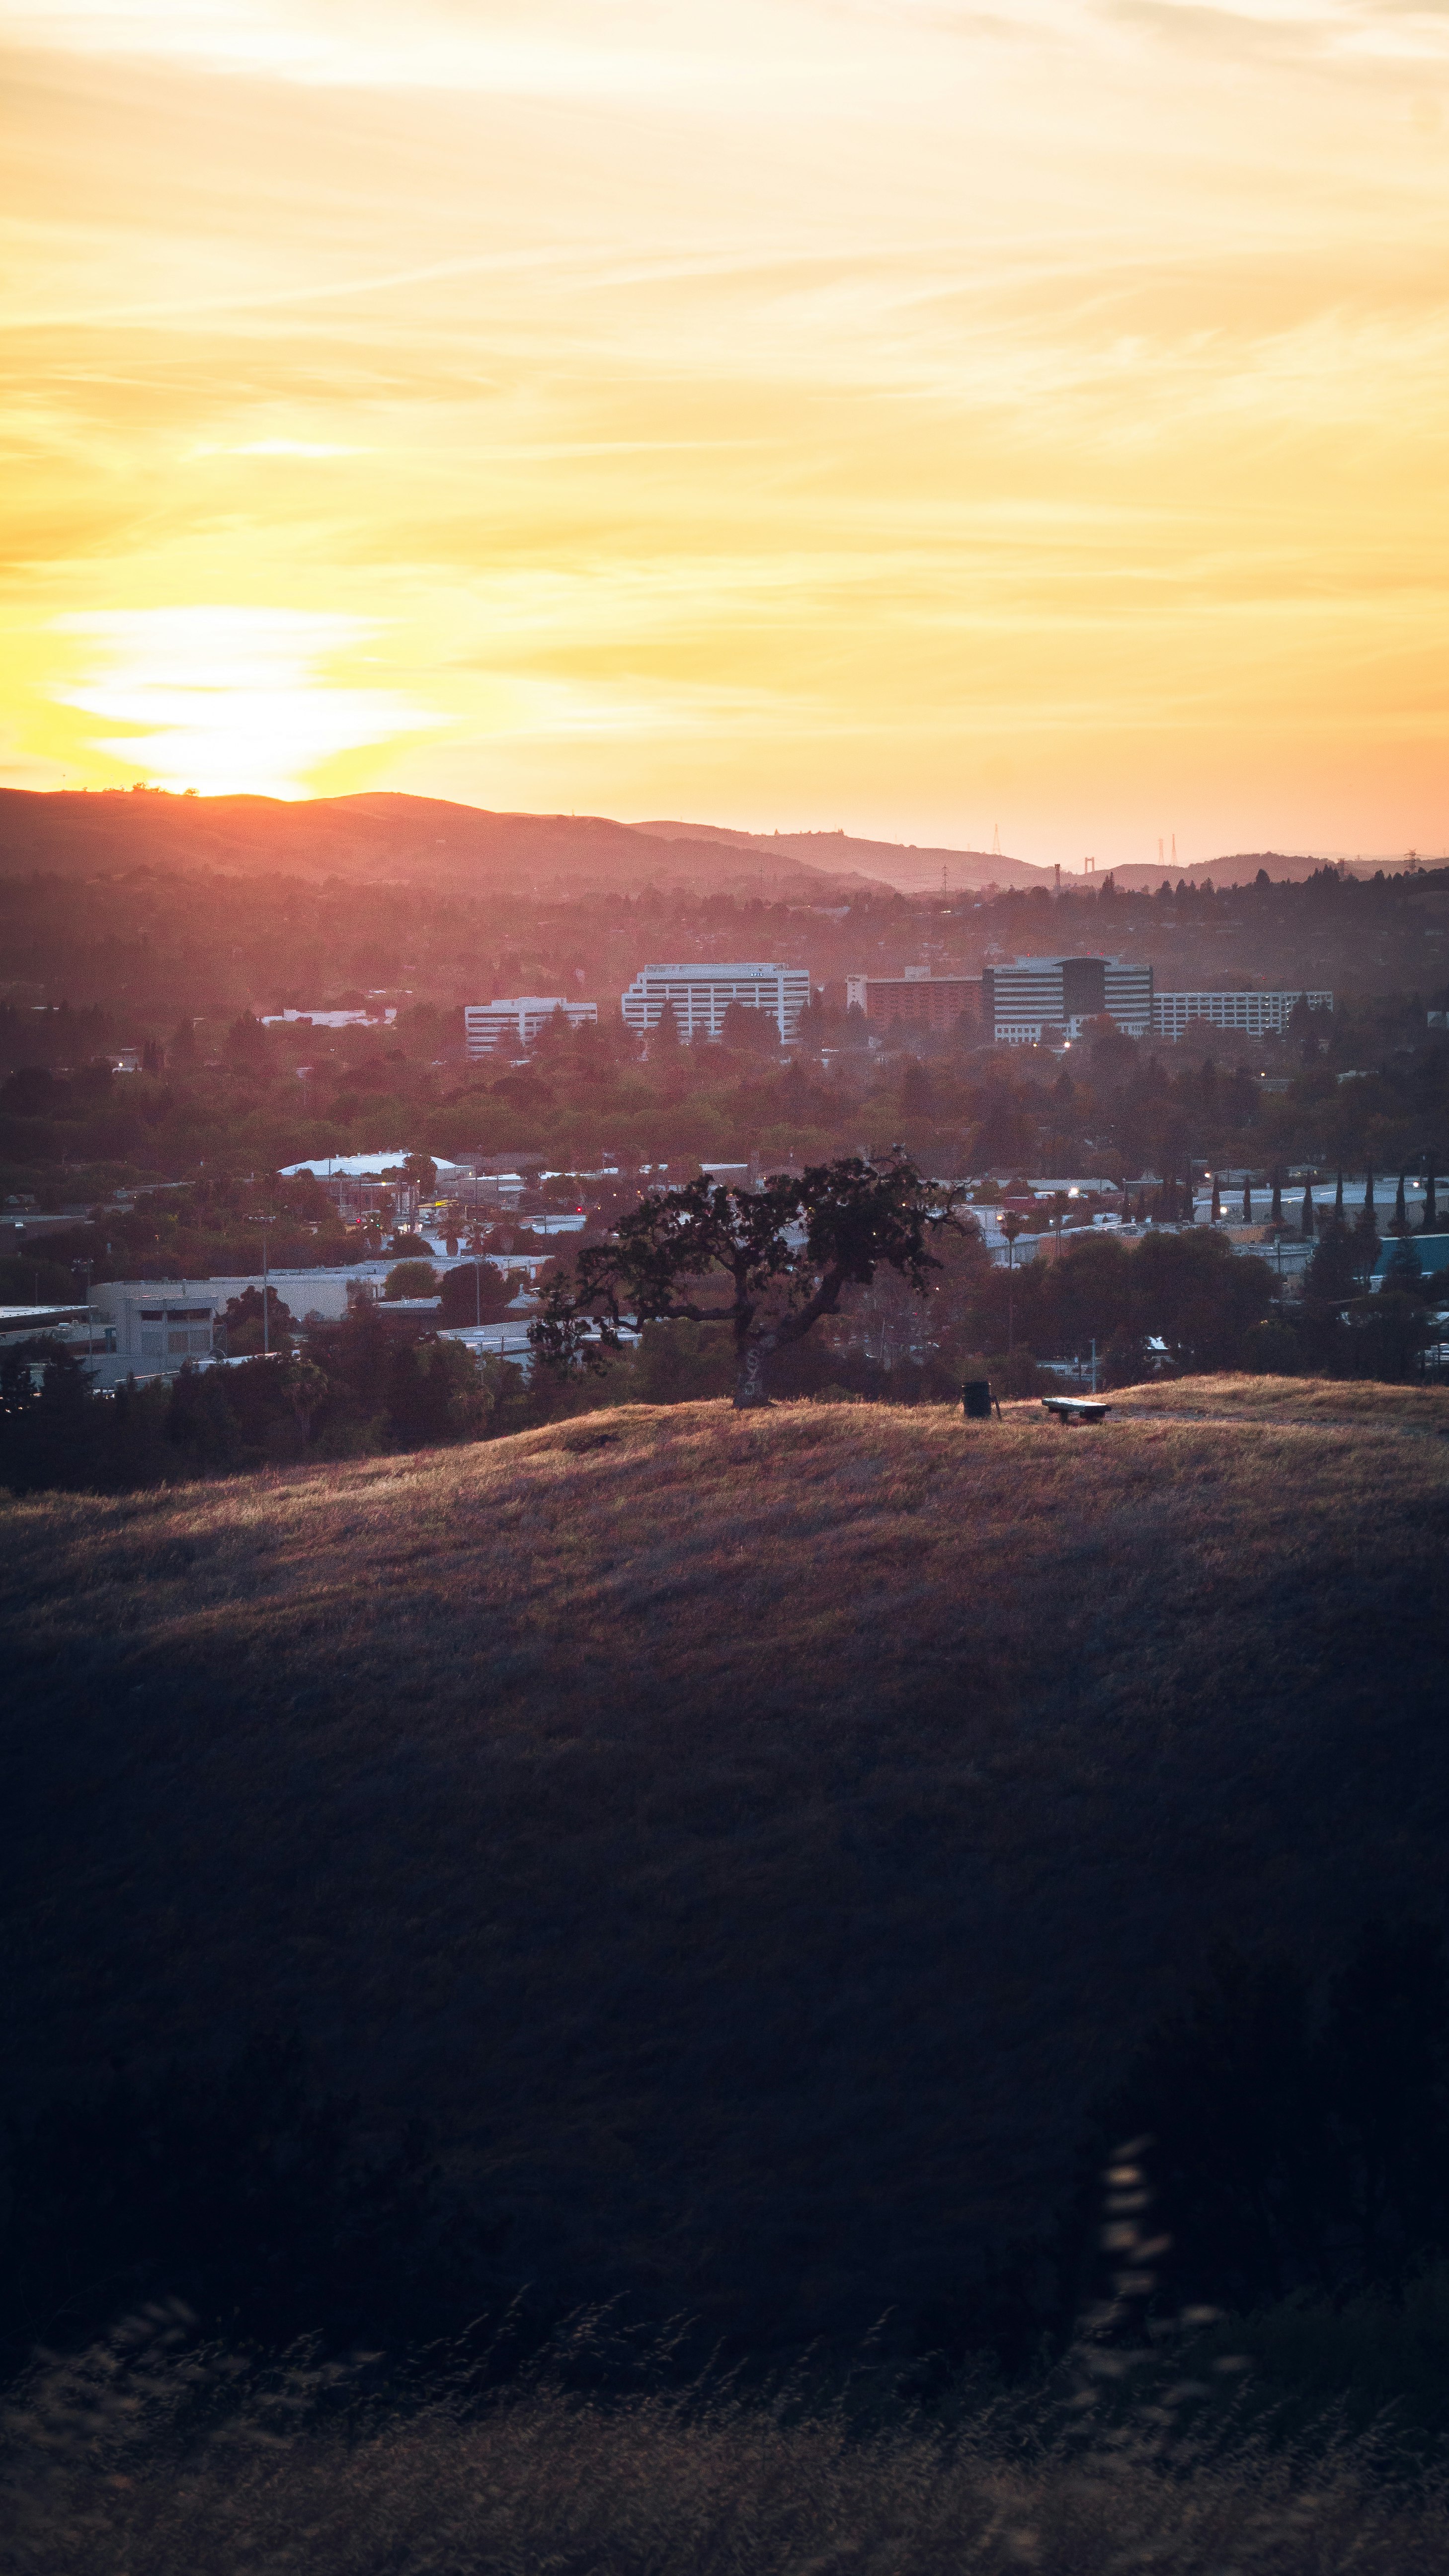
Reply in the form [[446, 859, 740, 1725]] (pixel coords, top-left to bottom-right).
[[3, 0, 1449, 864]]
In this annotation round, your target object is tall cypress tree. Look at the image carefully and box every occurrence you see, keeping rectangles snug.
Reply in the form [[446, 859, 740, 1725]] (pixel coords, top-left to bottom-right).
[[1392, 1172, 1409, 1235], [1307, 1216, 1357, 1302], [1182, 1168, 1196, 1226], [1242, 1176, 1253, 1221], [1334, 1170, 1345, 1221], [1428, 1165, 1439, 1231], [1353, 1180, 1381, 1288], [1210, 1175, 1222, 1222], [1271, 1170, 1284, 1226], [1300, 1180, 1315, 1238]]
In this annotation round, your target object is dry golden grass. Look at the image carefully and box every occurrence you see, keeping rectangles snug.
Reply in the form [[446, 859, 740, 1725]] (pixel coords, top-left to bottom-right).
[[1109, 1374, 1449, 1429], [9, 2344, 1449, 2576], [5, 1378, 1449, 2354]]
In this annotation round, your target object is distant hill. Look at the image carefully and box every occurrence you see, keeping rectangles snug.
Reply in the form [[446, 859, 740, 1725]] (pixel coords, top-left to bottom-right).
[[636, 818, 1048, 891], [8, 791, 1417, 903], [0, 789, 894, 903], [6, 1378, 1449, 2362], [1057, 854, 1447, 891]]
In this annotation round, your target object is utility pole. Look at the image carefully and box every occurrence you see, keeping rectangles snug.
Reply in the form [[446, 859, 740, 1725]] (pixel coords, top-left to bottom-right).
[[1001, 1211, 1023, 1353], [247, 1209, 277, 1356], [72, 1259, 93, 1379]]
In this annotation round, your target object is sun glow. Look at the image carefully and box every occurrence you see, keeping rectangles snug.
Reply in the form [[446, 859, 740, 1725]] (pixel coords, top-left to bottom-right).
[[49, 609, 440, 798], [4, 0, 1449, 852]]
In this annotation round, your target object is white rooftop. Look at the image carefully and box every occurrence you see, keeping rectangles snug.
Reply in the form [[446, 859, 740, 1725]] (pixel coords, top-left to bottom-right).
[[279, 1151, 410, 1178]]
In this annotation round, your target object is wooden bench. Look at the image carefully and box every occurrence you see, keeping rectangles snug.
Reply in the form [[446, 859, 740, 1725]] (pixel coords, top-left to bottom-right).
[[1041, 1396, 1112, 1425]]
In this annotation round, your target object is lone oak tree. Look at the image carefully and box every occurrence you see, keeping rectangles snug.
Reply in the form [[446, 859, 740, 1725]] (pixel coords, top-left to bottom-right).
[[529, 1151, 968, 1408]]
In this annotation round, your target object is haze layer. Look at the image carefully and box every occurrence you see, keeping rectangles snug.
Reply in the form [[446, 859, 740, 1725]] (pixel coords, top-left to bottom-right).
[[4, 0, 1449, 861]]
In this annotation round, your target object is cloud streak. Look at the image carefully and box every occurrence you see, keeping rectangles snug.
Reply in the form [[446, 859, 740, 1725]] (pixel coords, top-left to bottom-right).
[[2, 0, 1449, 854]]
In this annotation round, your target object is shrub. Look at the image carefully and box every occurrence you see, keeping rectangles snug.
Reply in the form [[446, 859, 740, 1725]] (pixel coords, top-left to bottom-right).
[[985, 1347, 1041, 1397], [1242, 1317, 1300, 1374]]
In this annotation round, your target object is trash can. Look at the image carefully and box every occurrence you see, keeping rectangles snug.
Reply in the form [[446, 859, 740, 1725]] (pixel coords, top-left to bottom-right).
[[962, 1379, 993, 1420]]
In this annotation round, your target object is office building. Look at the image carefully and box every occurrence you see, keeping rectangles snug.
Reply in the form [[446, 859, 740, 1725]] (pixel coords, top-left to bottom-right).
[[621, 962, 812, 1044], [983, 957, 1153, 1044], [844, 971, 982, 1035], [1151, 990, 1332, 1042], [464, 997, 598, 1058]]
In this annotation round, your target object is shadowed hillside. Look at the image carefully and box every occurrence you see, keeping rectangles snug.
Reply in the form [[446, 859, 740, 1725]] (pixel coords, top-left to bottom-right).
[[4, 1381, 1449, 2359], [0, 788, 888, 900], [633, 818, 1047, 891]]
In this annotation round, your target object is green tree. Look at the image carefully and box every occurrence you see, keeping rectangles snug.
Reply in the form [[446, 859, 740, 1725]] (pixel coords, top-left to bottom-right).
[[385, 1336, 486, 1444], [1305, 1217, 1357, 1303], [1352, 1176, 1380, 1287], [225, 1012, 271, 1070], [437, 1260, 514, 1325], [718, 999, 778, 1055], [1382, 1231, 1424, 1294], [531, 1152, 967, 1408], [383, 1259, 440, 1301], [221, 1284, 298, 1353]]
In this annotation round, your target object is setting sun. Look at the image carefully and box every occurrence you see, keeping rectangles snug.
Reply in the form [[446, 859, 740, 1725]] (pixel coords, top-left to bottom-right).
[[3, 0, 1449, 855], [46, 607, 440, 797]]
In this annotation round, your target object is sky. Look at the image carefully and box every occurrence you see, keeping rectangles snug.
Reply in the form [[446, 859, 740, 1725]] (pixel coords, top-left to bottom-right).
[[2, 0, 1448, 866]]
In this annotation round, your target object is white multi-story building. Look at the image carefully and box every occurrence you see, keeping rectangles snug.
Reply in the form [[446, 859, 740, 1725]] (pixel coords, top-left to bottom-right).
[[621, 962, 813, 1044], [982, 956, 1153, 1044], [464, 997, 598, 1057], [90, 1285, 220, 1375], [1151, 990, 1332, 1041]]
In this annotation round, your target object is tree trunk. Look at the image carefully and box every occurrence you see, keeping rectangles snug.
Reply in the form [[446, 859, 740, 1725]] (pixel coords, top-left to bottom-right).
[[733, 1334, 774, 1408]]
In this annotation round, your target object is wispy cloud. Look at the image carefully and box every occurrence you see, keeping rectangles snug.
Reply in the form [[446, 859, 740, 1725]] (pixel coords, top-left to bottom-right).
[[3, 0, 1449, 853]]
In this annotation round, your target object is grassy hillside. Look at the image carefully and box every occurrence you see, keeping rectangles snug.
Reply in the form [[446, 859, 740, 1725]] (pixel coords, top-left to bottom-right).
[[0, 786, 882, 900], [5, 1380, 1449, 2357]]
